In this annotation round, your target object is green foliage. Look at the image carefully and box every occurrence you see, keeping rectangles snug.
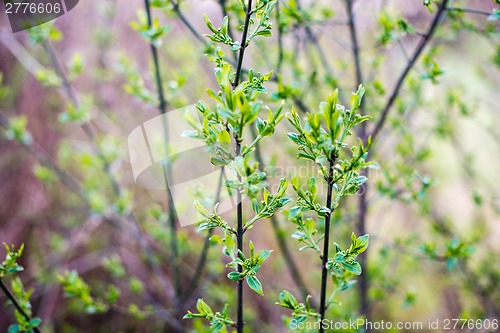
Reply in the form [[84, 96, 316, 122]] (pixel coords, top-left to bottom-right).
[[0, 244, 24, 279], [184, 299, 235, 333], [130, 10, 171, 47], [115, 54, 156, 104], [1, 245, 42, 333], [67, 53, 85, 81], [279, 86, 372, 323], [58, 96, 92, 124], [58, 270, 108, 314], [27, 22, 62, 44], [0, 73, 10, 100], [7, 278, 42, 333], [35, 68, 62, 87], [327, 233, 369, 276], [4, 116, 32, 145], [226, 241, 272, 295], [1, 0, 500, 331], [276, 290, 319, 324]]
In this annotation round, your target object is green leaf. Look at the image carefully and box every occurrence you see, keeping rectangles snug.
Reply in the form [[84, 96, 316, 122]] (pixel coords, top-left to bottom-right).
[[196, 299, 214, 317], [246, 276, 263, 295], [256, 250, 272, 264], [29, 317, 42, 327], [203, 14, 218, 33], [288, 206, 302, 219], [342, 261, 362, 275], [338, 280, 357, 292], [351, 234, 369, 255], [8, 325, 20, 333], [227, 271, 242, 281], [256, 29, 272, 37], [194, 201, 210, 218], [276, 290, 299, 310], [218, 129, 231, 151], [210, 157, 228, 166]]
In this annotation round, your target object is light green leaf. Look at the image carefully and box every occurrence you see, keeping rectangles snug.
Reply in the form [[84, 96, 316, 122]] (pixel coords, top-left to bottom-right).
[[246, 276, 263, 295]]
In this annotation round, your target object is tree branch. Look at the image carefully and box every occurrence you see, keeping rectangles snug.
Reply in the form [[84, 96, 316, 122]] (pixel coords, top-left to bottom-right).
[[318, 160, 335, 333], [0, 279, 42, 333], [371, 0, 449, 142], [447, 7, 494, 16]]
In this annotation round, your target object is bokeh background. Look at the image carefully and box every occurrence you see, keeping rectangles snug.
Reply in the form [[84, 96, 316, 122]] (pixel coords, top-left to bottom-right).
[[1, 0, 499, 332]]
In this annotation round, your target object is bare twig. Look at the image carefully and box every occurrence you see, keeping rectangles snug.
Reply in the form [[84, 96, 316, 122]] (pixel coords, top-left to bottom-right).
[[344, 0, 371, 322]]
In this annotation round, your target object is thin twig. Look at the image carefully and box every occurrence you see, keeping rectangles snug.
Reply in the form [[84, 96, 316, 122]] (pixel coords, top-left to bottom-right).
[[234, 0, 253, 88], [296, 0, 333, 78], [447, 7, 494, 17], [169, 0, 208, 45]]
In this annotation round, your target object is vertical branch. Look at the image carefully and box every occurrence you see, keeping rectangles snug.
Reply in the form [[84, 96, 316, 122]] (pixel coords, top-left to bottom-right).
[[233, 1, 253, 332], [233, 0, 253, 88], [344, 0, 370, 322], [318, 160, 335, 333], [235, 139, 244, 333], [0, 279, 42, 333], [143, 1, 183, 330]]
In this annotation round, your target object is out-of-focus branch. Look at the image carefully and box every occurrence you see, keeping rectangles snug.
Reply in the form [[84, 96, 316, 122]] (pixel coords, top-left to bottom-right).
[[344, 0, 372, 324], [447, 7, 494, 16], [144, 2, 184, 331], [0, 112, 88, 201], [371, 0, 449, 142], [169, 0, 208, 45], [38, 39, 179, 319]]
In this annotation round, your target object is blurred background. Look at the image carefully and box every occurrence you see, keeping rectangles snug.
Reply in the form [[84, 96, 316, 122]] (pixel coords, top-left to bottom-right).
[[0, 0, 499, 332]]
